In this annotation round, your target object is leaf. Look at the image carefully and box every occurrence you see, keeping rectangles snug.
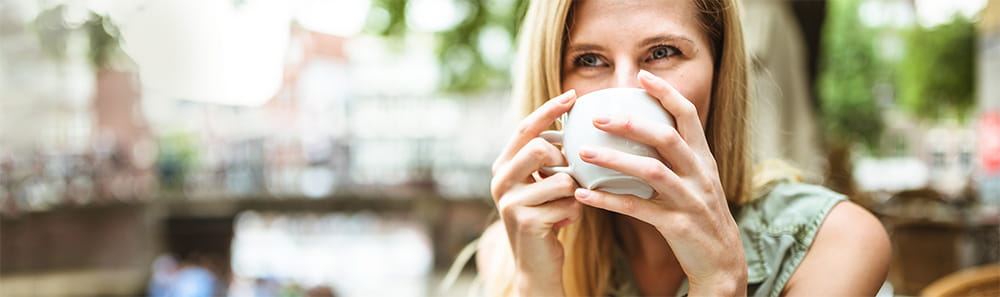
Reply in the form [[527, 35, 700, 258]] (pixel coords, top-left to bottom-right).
[[366, 0, 529, 93], [896, 17, 976, 122], [818, 0, 885, 150]]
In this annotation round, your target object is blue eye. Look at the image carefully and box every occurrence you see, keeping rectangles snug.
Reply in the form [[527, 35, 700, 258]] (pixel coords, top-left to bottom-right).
[[574, 53, 607, 67], [648, 45, 680, 60]]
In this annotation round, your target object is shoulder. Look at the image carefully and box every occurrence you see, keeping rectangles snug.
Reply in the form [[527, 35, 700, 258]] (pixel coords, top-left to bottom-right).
[[737, 182, 889, 296], [782, 200, 891, 295], [737, 181, 845, 235]]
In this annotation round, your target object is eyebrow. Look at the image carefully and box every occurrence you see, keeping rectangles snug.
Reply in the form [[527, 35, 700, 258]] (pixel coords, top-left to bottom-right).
[[566, 34, 699, 54], [567, 43, 604, 53], [638, 34, 696, 49]]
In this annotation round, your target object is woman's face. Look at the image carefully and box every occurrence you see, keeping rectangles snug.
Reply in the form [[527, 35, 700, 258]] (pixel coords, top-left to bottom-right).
[[561, 0, 715, 124]]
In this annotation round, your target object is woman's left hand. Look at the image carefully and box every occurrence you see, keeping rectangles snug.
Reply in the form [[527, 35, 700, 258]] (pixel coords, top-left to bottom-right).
[[572, 70, 747, 295]]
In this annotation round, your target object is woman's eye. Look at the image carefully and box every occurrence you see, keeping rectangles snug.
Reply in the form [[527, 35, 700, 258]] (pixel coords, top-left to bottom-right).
[[574, 53, 607, 67], [648, 45, 680, 61]]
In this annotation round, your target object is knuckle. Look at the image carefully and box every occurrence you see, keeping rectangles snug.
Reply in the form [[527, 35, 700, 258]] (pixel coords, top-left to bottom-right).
[[621, 117, 634, 131], [555, 173, 577, 191], [524, 139, 550, 159], [526, 148, 548, 164], [564, 181, 578, 194], [701, 179, 721, 197], [515, 122, 534, 139], [642, 163, 668, 182], [699, 179, 716, 194], [661, 129, 680, 147], [691, 200, 712, 216], [621, 196, 637, 213], [498, 200, 518, 218], [679, 101, 697, 118], [673, 220, 694, 237], [517, 214, 539, 227]]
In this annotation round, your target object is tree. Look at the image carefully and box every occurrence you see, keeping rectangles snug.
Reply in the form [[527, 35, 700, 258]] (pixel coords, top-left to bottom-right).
[[897, 17, 976, 122], [817, 0, 887, 196], [367, 0, 529, 93], [818, 0, 885, 150]]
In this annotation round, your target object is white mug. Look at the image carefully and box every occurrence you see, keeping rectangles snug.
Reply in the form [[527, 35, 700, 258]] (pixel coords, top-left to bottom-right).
[[541, 88, 674, 199]]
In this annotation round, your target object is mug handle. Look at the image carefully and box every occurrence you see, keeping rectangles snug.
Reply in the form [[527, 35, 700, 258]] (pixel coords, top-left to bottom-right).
[[539, 130, 573, 176]]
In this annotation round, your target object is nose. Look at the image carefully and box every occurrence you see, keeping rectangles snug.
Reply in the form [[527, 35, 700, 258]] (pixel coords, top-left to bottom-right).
[[612, 61, 642, 89]]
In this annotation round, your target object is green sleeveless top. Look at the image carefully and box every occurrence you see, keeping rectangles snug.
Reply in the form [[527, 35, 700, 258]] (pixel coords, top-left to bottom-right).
[[606, 181, 846, 297]]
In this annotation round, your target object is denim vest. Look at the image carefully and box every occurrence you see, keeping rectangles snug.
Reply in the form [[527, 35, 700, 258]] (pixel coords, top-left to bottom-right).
[[607, 181, 846, 297]]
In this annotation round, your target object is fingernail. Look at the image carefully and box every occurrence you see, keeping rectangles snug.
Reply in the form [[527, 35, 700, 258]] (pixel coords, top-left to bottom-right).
[[593, 116, 610, 125], [579, 148, 596, 159], [638, 70, 655, 81], [560, 89, 576, 103], [575, 188, 590, 199]]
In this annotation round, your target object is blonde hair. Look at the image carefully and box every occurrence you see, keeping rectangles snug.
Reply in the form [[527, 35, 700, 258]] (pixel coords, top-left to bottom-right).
[[489, 0, 750, 296]]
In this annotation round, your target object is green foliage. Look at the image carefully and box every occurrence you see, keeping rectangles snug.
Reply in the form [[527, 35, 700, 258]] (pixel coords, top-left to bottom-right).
[[897, 17, 976, 122], [83, 13, 123, 70], [156, 133, 200, 192], [817, 0, 885, 149], [31, 5, 72, 62], [368, 0, 412, 37], [367, 0, 529, 93], [31, 5, 125, 70]]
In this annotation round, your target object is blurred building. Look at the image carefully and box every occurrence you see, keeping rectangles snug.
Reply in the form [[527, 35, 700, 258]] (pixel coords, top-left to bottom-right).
[[2, 1, 997, 296], [1, 2, 507, 295]]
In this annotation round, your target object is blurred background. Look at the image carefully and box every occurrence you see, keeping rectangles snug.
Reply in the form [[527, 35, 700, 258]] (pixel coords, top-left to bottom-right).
[[0, 0, 997, 296]]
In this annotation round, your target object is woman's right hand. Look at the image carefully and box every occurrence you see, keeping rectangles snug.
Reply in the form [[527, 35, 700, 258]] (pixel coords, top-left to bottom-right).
[[490, 90, 581, 296]]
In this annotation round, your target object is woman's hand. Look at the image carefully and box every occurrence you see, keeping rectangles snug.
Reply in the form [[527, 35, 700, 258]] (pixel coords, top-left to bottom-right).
[[572, 70, 747, 295], [490, 90, 582, 296]]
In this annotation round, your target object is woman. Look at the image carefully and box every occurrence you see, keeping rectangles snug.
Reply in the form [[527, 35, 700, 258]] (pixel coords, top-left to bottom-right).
[[476, 0, 891, 296]]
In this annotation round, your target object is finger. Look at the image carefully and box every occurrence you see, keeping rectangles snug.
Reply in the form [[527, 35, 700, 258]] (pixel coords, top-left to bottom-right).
[[574, 188, 656, 222], [501, 196, 581, 247], [498, 172, 578, 208], [637, 70, 710, 151], [577, 145, 684, 197], [528, 196, 582, 225], [495, 90, 577, 170], [491, 138, 566, 201], [592, 114, 700, 176]]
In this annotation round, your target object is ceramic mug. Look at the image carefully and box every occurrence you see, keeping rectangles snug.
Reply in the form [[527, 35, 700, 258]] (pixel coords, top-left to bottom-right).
[[541, 88, 674, 199]]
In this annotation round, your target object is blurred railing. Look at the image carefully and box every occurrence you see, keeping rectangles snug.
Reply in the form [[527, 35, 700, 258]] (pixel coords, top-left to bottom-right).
[[0, 92, 513, 216]]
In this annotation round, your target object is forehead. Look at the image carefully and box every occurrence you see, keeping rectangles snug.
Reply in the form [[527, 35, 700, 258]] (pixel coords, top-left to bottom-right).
[[567, 0, 705, 44]]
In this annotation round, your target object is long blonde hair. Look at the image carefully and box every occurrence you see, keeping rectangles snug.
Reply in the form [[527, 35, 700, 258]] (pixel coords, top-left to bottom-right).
[[490, 0, 750, 296]]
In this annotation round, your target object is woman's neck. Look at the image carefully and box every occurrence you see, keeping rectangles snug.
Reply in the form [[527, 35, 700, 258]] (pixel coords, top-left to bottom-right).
[[614, 214, 685, 295]]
